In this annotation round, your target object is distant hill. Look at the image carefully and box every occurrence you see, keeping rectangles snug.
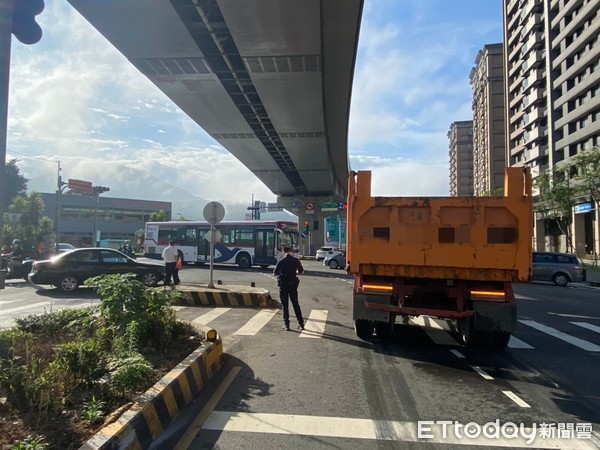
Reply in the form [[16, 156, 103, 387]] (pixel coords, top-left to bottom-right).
[[25, 162, 297, 223]]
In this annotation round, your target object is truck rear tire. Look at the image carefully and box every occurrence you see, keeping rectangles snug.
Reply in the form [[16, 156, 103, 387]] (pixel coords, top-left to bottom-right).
[[459, 317, 511, 350], [459, 316, 474, 346], [485, 331, 511, 349], [355, 320, 374, 340]]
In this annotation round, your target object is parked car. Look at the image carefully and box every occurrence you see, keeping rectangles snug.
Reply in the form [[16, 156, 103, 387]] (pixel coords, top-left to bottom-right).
[[316, 246, 343, 261], [324, 252, 346, 269], [29, 247, 165, 292], [531, 251, 585, 286]]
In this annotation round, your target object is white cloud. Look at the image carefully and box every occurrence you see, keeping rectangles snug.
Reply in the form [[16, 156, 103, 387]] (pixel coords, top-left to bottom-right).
[[350, 155, 449, 196]]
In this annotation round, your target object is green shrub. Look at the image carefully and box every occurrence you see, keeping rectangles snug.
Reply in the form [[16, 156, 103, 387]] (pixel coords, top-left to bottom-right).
[[14, 307, 97, 338], [107, 353, 154, 396], [82, 395, 106, 425], [0, 329, 35, 404], [85, 273, 185, 350], [53, 339, 107, 386], [10, 434, 49, 450]]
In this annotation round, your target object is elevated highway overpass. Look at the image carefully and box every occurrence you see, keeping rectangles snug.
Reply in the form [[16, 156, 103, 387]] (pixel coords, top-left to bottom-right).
[[67, 0, 364, 251]]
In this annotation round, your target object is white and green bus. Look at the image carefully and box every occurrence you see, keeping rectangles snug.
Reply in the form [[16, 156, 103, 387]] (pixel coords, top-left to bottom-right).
[[143, 220, 298, 269]]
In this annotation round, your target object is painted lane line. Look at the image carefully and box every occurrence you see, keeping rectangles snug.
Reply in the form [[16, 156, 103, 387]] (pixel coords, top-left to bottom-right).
[[548, 312, 600, 320], [471, 366, 494, 380], [508, 336, 535, 349], [518, 320, 600, 352], [0, 299, 27, 305], [174, 366, 241, 450], [0, 301, 52, 314], [191, 307, 231, 326], [449, 349, 465, 359], [502, 391, 531, 408], [202, 412, 599, 448], [300, 309, 328, 338], [571, 322, 600, 334], [234, 310, 277, 336]]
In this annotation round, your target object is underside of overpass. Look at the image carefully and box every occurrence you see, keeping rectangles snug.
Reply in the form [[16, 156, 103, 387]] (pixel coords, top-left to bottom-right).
[[67, 0, 364, 206]]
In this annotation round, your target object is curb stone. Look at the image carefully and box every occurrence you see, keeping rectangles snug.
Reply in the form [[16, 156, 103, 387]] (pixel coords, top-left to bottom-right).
[[173, 283, 279, 308]]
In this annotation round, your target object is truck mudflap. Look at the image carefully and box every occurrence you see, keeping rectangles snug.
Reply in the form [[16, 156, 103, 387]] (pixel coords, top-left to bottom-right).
[[470, 301, 516, 333], [353, 293, 392, 322]]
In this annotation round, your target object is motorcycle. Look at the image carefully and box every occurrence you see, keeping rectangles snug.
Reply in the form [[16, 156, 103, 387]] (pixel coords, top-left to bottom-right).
[[0, 255, 34, 281]]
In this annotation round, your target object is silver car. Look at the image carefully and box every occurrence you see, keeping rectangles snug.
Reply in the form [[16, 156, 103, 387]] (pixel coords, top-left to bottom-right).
[[324, 252, 346, 269], [532, 251, 585, 286]]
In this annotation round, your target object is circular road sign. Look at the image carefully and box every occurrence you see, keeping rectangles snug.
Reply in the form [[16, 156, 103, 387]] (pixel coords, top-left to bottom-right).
[[306, 202, 314, 210], [203, 201, 225, 225]]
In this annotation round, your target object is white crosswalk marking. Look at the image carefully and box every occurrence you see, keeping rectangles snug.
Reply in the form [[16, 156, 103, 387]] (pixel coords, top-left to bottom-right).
[[502, 390, 531, 408], [571, 322, 600, 334], [0, 301, 52, 314], [234, 310, 277, 336], [202, 411, 599, 448], [471, 366, 494, 380], [300, 309, 328, 338], [191, 307, 231, 326], [508, 336, 535, 349], [518, 320, 600, 352], [408, 316, 461, 346]]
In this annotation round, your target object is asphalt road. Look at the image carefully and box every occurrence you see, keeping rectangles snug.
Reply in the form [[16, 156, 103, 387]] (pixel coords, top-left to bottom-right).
[[1, 261, 599, 449]]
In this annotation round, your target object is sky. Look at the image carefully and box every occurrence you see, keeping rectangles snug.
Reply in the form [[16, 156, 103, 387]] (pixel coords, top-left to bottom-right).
[[5, 0, 504, 219]]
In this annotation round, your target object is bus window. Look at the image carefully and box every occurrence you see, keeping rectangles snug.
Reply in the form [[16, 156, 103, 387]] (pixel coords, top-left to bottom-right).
[[218, 226, 233, 244], [181, 227, 198, 246], [234, 227, 254, 246]]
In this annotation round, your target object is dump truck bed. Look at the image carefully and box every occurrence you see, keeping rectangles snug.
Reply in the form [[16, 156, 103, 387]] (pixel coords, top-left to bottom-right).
[[346, 168, 533, 282]]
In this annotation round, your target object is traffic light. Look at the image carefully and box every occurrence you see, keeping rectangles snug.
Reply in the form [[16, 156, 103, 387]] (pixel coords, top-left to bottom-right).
[[303, 220, 309, 233], [11, 0, 45, 45], [313, 220, 319, 230]]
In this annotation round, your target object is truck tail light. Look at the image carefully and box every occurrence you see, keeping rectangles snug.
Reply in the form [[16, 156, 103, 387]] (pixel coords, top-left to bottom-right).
[[361, 283, 393, 293], [470, 290, 506, 302]]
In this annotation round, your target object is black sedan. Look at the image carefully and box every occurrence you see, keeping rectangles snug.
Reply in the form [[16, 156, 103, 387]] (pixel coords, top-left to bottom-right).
[[29, 248, 165, 292]]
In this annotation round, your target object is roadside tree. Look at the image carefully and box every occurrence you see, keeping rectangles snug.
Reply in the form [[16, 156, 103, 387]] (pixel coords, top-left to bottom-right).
[[533, 166, 577, 252]]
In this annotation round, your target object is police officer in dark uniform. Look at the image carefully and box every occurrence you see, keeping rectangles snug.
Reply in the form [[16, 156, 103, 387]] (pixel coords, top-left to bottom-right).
[[273, 246, 305, 331]]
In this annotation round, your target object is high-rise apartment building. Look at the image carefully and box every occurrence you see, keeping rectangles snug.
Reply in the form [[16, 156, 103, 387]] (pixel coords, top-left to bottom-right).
[[448, 121, 474, 196], [503, 0, 599, 254], [470, 43, 507, 196]]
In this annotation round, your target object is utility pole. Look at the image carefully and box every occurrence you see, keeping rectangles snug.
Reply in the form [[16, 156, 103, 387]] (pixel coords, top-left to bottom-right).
[[0, 0, 44, 287], [0, 0, 14, 289]]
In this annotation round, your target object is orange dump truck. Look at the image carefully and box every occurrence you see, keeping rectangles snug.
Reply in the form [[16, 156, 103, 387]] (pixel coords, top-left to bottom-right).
[[346, 167, 532, 349]]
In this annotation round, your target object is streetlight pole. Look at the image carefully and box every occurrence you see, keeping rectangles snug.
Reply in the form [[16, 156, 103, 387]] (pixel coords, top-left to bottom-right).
[[55, 161, 67, 251], [91, 186, 109, 246]]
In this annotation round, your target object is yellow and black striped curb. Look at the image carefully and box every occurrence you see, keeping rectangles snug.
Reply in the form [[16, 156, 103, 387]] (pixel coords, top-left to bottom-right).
[[79, 326, 222, 450], [175, 289, 278, 308]]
